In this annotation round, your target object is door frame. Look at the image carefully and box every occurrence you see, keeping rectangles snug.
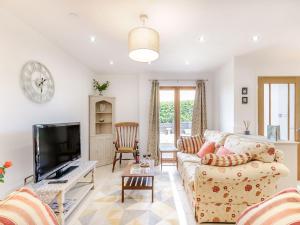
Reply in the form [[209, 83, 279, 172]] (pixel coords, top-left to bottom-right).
[[258, 76, 300, 139]]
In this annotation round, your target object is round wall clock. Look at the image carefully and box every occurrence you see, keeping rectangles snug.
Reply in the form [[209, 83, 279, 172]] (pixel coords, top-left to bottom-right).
[[20, 61, 55, 103]]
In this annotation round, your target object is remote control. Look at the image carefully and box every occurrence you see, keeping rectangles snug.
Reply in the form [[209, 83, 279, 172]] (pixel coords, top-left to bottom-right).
[[48, 180, 68, 184]]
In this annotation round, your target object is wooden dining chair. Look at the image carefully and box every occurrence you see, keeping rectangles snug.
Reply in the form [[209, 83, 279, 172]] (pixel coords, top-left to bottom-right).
[[112, 122, 139, 172]]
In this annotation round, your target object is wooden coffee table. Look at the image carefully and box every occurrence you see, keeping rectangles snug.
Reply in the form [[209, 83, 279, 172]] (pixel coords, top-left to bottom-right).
[[121, 163, 155, 203]]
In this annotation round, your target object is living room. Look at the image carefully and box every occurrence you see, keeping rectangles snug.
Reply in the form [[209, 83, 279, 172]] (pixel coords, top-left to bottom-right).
[[1, 1, 300, 225]]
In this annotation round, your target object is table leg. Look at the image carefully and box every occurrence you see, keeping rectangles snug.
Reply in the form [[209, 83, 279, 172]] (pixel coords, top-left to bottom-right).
[[121, 176, 124, 203], [91, 167, 95, 190], [152, 176, 154, 202], [57, 191, 65, 225], [160, 152, 162, 171], [176, 153, 178, 170]]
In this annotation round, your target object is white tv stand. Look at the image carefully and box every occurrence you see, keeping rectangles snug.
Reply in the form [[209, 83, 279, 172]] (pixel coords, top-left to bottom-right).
[[31, 161, 97, 225]]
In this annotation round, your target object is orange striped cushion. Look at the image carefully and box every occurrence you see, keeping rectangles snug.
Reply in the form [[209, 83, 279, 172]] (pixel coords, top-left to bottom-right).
[[201, 152, 252, 166], [0, 187, 59, 225], [237, 188, 300, 225], [180, 135, 203, 154]]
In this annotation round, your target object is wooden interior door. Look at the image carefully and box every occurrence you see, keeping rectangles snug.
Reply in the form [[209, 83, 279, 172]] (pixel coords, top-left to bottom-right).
[[258, 76, 300, 179]]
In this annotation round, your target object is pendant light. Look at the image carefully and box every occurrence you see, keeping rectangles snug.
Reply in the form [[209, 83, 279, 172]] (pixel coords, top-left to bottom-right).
[[128, 14, 160, 63]]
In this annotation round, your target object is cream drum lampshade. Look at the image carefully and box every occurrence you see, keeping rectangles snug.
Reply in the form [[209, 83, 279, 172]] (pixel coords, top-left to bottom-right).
[[128, 15, 160, 63]]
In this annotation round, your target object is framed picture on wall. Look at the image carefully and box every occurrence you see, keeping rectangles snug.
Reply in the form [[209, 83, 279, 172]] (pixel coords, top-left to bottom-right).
[[242, 97, 248, 104], [242, 87, 248, 95]]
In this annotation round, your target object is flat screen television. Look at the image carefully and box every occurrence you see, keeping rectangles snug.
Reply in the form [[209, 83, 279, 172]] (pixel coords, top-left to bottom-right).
[[33, 122, 81, 183]]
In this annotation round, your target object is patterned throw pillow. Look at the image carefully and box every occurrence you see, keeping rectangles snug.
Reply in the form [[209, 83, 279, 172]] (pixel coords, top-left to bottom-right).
[[180, 134, 203, 154], [197, 141, 216, 158], [201, 152, 252, 166], [224, 135, 276, 162], [0, 187, 59, 225], [237, 188, 300, 225]]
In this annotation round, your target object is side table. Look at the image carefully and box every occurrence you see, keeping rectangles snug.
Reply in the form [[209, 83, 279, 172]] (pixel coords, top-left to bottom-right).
[[159, 147, 179, 170]]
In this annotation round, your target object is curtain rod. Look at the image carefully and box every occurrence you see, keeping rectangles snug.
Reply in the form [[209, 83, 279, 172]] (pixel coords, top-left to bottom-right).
[[148, 79, 208, 82]]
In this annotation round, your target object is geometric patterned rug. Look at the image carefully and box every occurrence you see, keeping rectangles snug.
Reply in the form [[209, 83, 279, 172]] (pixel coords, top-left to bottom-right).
[[77, 169, 180, 225]]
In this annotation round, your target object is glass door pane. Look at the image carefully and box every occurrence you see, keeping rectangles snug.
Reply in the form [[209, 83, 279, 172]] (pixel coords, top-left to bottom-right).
[[270, 84, 289, 140], [180, 89, 195, 137], [159, 90, 175, 148], [289, 84, 295, 141]]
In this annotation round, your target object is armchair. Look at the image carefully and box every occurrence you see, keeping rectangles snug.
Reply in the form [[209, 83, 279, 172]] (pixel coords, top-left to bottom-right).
[[112, 122, 139, 172]]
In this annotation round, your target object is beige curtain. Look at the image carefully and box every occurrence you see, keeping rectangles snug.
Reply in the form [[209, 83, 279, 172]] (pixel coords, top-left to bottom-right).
[[147, 80, 160, 164], [192, 80, 207, 136]]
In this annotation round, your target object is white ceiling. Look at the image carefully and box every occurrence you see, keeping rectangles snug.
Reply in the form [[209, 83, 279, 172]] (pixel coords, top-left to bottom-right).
[[2, 0, 300, 74]]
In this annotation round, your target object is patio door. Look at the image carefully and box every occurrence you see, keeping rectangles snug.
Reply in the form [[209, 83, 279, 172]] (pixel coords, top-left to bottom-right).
[[258, 76, 300, 178], [159, 86, 195, 149]]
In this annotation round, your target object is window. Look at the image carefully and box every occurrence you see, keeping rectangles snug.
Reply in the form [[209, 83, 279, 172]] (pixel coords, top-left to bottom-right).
[[159, 87, 195, 148]]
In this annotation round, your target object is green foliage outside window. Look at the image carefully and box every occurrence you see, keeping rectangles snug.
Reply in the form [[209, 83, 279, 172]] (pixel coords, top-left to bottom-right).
[[160, 100, 194, 123]]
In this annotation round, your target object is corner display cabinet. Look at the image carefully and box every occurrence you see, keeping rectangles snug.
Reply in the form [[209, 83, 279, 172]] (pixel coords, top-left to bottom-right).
[[89, 96, 115, 166]]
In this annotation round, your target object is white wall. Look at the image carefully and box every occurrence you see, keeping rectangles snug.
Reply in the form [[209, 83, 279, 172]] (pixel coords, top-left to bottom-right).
[[0, 10, 93, 197], [92, 74, 139, 122], [233, 46, 300, 134], [212, 60, 235, 132], [94, 73, 214, 154]]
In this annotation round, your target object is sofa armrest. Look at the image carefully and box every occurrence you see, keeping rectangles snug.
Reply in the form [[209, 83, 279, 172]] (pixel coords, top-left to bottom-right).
[[195, 161, 289, 183]]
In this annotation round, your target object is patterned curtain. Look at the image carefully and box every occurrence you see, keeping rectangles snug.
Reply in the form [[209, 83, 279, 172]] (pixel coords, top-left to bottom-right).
[[192, 80, 207, 136], [147, 80, 160, 165]]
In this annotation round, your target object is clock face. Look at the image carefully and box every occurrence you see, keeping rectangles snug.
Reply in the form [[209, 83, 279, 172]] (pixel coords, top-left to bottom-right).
[[21, 61, 55, 103]]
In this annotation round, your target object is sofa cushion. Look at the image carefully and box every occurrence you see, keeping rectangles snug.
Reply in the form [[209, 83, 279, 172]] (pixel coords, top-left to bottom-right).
[[224, 135, 276, 162], [201, 152, 252, 167], [177, 152, 201, 164], [197, 142, 215, 158], [203, 130, 231, 146], [180, 134, 203, 153], [0, 187, 59, 225]]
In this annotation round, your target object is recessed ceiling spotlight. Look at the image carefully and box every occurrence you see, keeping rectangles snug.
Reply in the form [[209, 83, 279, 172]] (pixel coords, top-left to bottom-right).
[[252, 35, 260, 42], [109, 60, 114, 65], [198, 35, 205, 43], [68, 12, 79, 18], [90, 36, 96, 43], [185, 60, 190, 65]]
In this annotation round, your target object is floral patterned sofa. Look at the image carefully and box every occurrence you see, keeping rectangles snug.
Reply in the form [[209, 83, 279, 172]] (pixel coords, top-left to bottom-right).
[[177, 130, 290, 223]]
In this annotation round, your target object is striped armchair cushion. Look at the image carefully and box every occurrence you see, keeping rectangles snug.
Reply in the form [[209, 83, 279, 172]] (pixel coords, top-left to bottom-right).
[[201, 152, 252, 166], [237, 188, 300, 225], [0, 187, 59, 225], [180, 134, 203, 154]]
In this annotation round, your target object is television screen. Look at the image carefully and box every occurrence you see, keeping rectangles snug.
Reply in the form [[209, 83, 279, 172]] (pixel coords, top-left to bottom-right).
[[33, 123, 81, 182]]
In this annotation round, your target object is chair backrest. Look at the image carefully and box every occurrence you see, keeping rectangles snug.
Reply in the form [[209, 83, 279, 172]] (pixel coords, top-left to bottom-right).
[[115, 122, 139, 148]]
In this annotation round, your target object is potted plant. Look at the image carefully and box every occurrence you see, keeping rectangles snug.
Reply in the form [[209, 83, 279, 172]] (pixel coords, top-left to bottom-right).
[[93, 79, 110, 95], [0, 161, 12, 183]]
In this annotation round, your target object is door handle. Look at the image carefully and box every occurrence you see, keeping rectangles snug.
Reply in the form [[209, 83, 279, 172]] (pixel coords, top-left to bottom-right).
[[297, 128, 300, 132]]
